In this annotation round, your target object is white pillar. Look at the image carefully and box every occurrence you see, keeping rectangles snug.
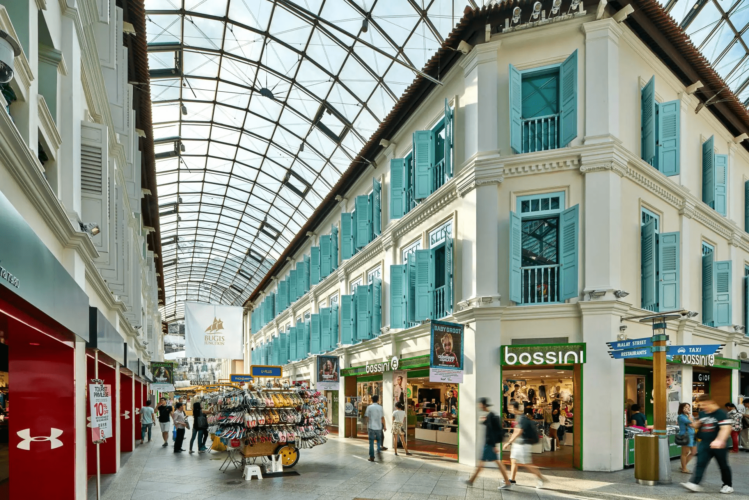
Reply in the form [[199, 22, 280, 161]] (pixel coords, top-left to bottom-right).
[[679, 204, 696, 312], [59, 14, 83, 216], [382, 371, 394, 448], [582, 19, 621, 144], [460, 41, 500, 161], [581, 167, 622, 293], [460, 185, 501, 305]]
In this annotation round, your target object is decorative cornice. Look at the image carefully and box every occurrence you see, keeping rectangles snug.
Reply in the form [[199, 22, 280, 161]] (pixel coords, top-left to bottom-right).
[[392, 180, 459, 240], [38, 45, 68, 76], [36, 95, 62, 159], [581, 18, 623, 43], [459, 40, 501, 75]]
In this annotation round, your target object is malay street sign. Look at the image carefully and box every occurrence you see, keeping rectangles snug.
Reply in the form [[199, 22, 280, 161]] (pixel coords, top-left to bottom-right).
[[607, 337, 653, 351]]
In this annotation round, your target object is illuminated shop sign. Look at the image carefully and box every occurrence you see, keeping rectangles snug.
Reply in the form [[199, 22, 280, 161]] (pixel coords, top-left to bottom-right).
[[365, 356, 399, 374], [500, 343, 587, 366]]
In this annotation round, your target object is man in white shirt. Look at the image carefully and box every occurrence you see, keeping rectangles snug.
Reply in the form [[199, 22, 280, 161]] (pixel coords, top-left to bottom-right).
[[364, 395, 387, 461]]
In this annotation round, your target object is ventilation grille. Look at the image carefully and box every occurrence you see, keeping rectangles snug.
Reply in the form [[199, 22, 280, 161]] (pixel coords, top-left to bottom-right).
[[81, 145, 103, 194]]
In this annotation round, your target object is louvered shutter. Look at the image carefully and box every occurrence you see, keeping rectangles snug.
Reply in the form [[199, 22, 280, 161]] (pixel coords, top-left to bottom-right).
[[390, 264, 406, 329], [340, 214, 353, 261], [509, 211, 522, 303], [356, 195, 369, 248], [280, 332, 288, 364], [702, 252, 714, 327], [414, 249, 434, 321], [444, 98, 453, 178], [715, 154, 728, 216], [321, 307, 331, 352], [509, 64, 523, 154], [275, 291, 281, 315], [310, 246, 320, 285], [641, 76, 656, 163], [371, 278, 382, 337], [745, 181, 749, 232], [303, 255, 310, 292], [658, 232, 680, 311], [289, 270, 297, 303], [81, 122, 110, 253], [390, 159, 406, 220], [280, 279, 289, 311], [356, 285, 370, 340], [559, 205, 579, 301], [320, 234, 332, 276], [413, 130, 434, 200], [373, 178, 382, 236], [744, 276, 748, 332], [445, 234, 453, 314], [310, 314, 321, 354], [301, 321, 310, 359], [352, 208, 358, 251], [331, 224, 339, 270], [641, 219, 657, 311], [331, 303, 339, 348], [341, 294, 355, 345], [297, 262, 306, 297], [702, 136, 716, 209], [559, 50, 578, 147], [657, 100, 680, 176], [406, 259, 416, 324], [714, 260, 732, 327]]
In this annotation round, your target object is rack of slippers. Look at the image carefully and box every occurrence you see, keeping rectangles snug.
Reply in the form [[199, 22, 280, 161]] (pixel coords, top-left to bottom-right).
[[201, 381, 330, 469]]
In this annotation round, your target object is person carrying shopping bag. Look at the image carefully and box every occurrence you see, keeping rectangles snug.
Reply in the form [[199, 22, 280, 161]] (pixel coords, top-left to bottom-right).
[[189, 402, 209, 453]]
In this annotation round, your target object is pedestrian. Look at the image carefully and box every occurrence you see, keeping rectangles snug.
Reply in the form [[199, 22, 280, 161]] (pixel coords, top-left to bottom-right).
[[506, 401, 547, 489], [629, 404, 647, 429], [550, 401, 561, 449], [364, 394, 387, 461], [140, 400, 154, 444], [189, 402, 208, 453], [677, 402, 696, 473], [741, 399, 749, 451], [172, 402, 189, 453], [464, 398, 512, 489], [725, 403, 741, 453], [156, 397, 173, 447], [392, 402, 411, 456], [681, 394, 733, 494]]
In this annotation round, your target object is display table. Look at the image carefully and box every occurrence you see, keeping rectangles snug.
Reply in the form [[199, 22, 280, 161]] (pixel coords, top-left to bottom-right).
[[437, 430, 458, 445], [415, 428, 437, 441]]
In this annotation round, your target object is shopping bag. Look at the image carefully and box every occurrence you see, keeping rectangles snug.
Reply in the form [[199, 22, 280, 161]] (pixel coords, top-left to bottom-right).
[[172, 427, 177, 441]]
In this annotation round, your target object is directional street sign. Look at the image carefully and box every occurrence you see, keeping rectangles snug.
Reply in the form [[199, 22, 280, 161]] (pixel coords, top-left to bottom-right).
[[607, 337, 652, 351], [667, 344, 724, 356], [609, 348, 651, 359]]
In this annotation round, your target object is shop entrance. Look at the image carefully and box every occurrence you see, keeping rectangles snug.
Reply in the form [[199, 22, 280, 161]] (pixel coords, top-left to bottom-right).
[[406, 374, 458, 460], [500, 366, 578, 469]]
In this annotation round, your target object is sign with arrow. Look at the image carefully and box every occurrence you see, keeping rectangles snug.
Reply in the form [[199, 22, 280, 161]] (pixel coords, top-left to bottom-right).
[[609, 348, 651, 359], [607, 337, 652, 351], [667, 345, 724, 356]]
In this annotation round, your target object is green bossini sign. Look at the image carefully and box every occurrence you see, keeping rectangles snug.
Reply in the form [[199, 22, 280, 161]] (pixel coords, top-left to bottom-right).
[[500, 343, 587, 366]]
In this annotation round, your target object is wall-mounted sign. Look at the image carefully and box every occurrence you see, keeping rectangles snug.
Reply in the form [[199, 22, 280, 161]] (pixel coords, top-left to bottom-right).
[[250, 365, 283, 378], [501, 343, 586, 366], [366, 356, 399, 374], [89, 384, 112, 441], [230, 374, 253, 383], [694, 372, 711, 383], [430, 321, 464, 370], [151, 362, 175, 392], [185, 302, 244, 359]]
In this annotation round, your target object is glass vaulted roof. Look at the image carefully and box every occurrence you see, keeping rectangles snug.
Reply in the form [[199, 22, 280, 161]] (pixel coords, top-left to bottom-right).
[[658, 0, 749, 105], [146, 0, 469, 321]]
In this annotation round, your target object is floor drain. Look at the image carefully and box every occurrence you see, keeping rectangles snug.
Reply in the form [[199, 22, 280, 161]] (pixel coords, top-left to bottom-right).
[[226, 480, 243, 485]]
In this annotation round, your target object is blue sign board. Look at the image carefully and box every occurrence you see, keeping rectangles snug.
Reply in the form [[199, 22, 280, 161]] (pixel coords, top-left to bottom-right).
[[609, 348, 650, 359], [230, 374, 253, 383], [607, 337, 652, 351], [250, 365, 283, 378], [667, 345, 723, 356]]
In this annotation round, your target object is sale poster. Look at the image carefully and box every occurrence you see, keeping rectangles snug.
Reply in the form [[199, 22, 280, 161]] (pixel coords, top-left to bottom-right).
[[89, 384, 112, 440]]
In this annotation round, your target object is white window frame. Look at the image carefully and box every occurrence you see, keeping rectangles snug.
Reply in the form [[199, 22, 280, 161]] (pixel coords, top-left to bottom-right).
[[367, 265, 382, 283], [428, 220, 453, 248], [329, 293, 339, 306], [350, 277, 363, 293], [401, 239, 421, 264]]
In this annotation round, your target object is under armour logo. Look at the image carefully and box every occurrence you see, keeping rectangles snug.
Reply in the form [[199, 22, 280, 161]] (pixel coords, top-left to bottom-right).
[[87, 417, 92, 428], [135, 408, 140, 415], [122, 411, 130, 419], [17, 428, 63, 450]]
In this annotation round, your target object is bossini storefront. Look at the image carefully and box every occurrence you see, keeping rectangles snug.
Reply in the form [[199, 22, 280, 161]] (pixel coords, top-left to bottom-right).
[[499, 343, 585, 470]]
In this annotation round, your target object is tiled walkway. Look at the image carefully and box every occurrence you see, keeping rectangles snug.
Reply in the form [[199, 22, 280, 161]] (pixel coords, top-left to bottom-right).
[[102, 436, 749, 499]]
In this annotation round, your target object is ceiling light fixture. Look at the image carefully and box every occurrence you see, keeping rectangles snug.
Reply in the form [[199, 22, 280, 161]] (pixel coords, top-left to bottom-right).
[[614, 290, 629, 298]]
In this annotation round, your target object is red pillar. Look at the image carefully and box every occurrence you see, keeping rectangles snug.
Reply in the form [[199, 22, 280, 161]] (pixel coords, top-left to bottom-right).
[[120, 372, 133, 452]]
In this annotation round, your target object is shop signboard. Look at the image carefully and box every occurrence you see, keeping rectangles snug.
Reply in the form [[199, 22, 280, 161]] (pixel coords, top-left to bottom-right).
[[89, 383, 112, 440], [365, 356, 399, 374], [184, 302, 244, 359], [316, 355, 340, 390], [230, 374, 253, 383], [250, 365, 283, 378], [151, 361, 176, 391], [500, 343, 587, 366], [430, 321, 463, 382]]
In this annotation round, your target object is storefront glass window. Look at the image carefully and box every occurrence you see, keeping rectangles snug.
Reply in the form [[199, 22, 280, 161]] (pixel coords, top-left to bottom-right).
[[641, 208, 660, 232], [357, 380, 382, 436]]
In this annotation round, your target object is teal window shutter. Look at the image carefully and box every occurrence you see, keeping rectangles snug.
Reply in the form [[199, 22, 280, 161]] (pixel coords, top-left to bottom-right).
[[301, 321, 310, 358], [320, 234, 332, 276], [331, 303, 339, 348], [278, 279, 287, 311], [339, 214, 352, 261], [321, 307, 331, 352], [367, 193, 374, 243], [356, 195, 369, 248], [509, 211, 522, 303], [413, 130, 434, 200], [559, 50, 578, 147], [657, 232, 680, 311], [745, 181, 749, 232], [275, 292, 281, 316], [280, 332, 287, 364], [641, 76, 656, 164], [390, 264, 406, 329], [509, 64, 522, 154], [657, 100, 680, 176], [714, 260, 732, 327], [715, 154, 727, 216], [373, 178, 381, 236], [702, 136, 715, 209], [444, 98, 453, 178], [445, 234, 453, 314], [303, 254, 310, 292], [407, 259, 416, 324], [341, 294, 355, 345], [390, 159, 406, 220], [371, 278, 382, 337], [559, 204, 579, 301], [744, 276, 748, 332], [641, 218, 657, 310], [331, 224, 339, 270], [289, 270, 297, 303], [356, 285, 370, 341], [352, 208, 358, 251], [702, 251, 714, 326], [310, 313, 321, 354], [414, 249, 434, 321], [310, 246, 320, 285], [297, 263, 305, 296]]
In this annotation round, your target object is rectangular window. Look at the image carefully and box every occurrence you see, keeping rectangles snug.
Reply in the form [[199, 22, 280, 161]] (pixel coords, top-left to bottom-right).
[[641, 208, 660, 233], [429, 220, 453, 247], [641, 212, 679, 312], [350, 278, 363, 293], [329, 293, 339, 307], [402, 240, 422, 264], [641, 76, 681, 176], [367, 266, 382, 284]]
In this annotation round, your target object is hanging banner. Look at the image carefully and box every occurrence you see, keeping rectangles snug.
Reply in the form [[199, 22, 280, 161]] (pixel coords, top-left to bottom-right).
[[184, 302, 244, 359], [89, 384, 112, 441], [316, 355, 340, 391], [151, 361, 176, 391]]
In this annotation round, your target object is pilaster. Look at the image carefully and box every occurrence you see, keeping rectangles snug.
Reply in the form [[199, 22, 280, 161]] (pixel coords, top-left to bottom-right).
[[460, 41, 500, 161], [582, 19, 622, 145]]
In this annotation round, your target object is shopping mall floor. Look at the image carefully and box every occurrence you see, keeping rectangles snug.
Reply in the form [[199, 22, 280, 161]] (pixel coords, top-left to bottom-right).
[[100, 437, 749, 500]]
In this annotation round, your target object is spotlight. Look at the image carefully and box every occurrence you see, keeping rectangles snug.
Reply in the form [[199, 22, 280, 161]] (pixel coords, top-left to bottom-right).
[[532, 2, 542, 19], [457, 40, 473, 54], [512, 7, 522, 23], [259, 87, 274, 99], [181, 104, 187, 115], [684, 311, 699, 319], [614, 290, 629, 298], [589, 290, 607, 298], [80, 222, 100, 236], [619, 325, 628, 332], [551, 0, 563, 15], [734, 325, 745, 333], [0, 30, 21, 84], [361, 17, 369, 33]]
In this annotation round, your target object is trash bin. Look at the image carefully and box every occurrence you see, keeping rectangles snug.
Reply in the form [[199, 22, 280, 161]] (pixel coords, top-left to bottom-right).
[[634, 434, 659, 485]]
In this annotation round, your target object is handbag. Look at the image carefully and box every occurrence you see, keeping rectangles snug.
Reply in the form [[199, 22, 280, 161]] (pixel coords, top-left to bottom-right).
[[675, 433, 689, 446], [195, 415, 208, 430]]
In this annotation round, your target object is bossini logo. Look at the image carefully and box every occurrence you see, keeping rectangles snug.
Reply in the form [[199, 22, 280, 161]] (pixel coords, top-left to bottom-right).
[[503, 346, 585, 366], [366, 356, 399, 374], [204, 317, 226, 346], [17, 428, 63, 450]]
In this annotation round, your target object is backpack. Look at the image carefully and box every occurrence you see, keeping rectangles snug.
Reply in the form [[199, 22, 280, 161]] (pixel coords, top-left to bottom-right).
[[520, 416, 539, 444], [490, 412, 504, 443]]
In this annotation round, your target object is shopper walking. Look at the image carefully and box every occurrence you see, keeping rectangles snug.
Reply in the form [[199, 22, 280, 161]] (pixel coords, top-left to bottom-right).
[[392, 402, 411, 456], [550, 401, 561, 449], [189, 402, 209, 453], [506, 401, 547, 489], [677, 402, 696, 473], [681, 394, 733, 494], [140, 400, 154, 444], [465, 398, 511, 489], [364, 394, 387, 461], [157, 397, 173, 447], [172, 402, 189, 453], [726, 403, 741, 453], [741, 399, 749, 451]]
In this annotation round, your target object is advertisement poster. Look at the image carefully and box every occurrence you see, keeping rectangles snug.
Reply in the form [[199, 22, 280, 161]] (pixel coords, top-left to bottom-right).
[[152, 361, 176, 392], [317, 355, 340, 391], [430, 321, 464, 382], [345, 396, 359, 417], [184, 302, 244, 359], [666, 365, 683, 425], [393, 371, 407, 408], [89, 384, 112, 440]]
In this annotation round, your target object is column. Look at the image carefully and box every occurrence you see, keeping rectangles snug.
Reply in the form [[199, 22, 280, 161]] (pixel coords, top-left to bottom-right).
[[382, 371, 394, 448], [730, 235, 743, 328], [460, 184, 501, 305], [459, 41, 500, 161], [679, 203, 696, 313], [582, 19, 622, 144], [382, 234, 396, 329]]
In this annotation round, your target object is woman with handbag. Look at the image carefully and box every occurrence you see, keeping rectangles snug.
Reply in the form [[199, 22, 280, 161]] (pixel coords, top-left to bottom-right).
[[189, 402, 209, 453], [677, 402, 696, 473]]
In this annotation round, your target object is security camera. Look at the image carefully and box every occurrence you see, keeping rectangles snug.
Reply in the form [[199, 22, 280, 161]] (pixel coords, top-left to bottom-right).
[[0, 31, 21, 84], [79, 222, 100, 236]]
